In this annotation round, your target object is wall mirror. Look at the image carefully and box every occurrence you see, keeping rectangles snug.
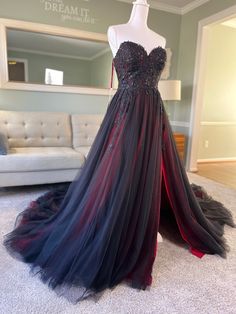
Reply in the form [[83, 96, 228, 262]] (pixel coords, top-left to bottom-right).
[[0, 19, 117, 95]]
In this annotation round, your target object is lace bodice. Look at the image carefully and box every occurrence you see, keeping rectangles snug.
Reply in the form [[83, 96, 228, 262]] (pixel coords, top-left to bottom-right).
[[113, 41, 167, 90]]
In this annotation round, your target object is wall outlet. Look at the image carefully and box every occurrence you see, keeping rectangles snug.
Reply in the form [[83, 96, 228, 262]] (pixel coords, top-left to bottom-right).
[[204, 140, 209, 148]]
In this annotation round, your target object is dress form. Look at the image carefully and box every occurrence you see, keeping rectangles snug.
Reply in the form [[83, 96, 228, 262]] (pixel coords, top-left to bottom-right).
[[107, 0, 166, 57], [108, 0, 165, 243]]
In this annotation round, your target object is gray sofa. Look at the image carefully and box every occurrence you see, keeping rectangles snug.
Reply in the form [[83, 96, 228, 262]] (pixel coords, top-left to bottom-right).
[[0, 110, 104, 187]]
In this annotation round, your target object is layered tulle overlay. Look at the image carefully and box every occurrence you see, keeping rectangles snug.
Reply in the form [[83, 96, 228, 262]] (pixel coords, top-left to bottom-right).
[[3, 41, 235, 303]]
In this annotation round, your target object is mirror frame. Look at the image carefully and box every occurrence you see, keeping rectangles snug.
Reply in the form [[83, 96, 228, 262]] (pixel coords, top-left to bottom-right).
[[0, 18, 116, 96]]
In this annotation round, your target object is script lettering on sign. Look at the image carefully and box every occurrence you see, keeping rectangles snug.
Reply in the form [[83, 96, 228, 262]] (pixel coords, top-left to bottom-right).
[[40, 0, 97, 24]]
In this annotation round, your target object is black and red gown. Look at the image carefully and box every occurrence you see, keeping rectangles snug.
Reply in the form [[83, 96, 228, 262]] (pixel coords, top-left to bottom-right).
[[3, 41, 235, 303]]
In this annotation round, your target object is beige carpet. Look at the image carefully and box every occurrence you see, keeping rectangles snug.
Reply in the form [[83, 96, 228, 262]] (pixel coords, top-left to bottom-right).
[[0, 173, 235, 314]]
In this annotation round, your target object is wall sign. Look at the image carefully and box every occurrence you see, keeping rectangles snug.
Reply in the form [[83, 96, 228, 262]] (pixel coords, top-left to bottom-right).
[[40, 0, 97, 24]]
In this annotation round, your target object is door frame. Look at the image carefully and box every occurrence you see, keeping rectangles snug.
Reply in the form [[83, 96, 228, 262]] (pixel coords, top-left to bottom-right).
[[187, 4, 236, 172]]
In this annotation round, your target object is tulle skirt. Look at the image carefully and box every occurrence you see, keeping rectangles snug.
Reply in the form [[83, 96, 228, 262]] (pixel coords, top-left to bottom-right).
[[3, 87, 235, 303]]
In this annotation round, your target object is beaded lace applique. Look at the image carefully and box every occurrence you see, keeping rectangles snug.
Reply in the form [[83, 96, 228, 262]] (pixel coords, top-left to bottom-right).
[[113, 41, 167, 90]]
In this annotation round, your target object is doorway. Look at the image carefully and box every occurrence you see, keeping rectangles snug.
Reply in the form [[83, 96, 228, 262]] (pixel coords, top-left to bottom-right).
[[187, 5, 236, 175], [8, 58, 28, 82]]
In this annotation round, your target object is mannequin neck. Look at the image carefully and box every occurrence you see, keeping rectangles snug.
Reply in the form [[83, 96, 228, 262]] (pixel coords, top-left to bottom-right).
[[127, 4, 150, 28]]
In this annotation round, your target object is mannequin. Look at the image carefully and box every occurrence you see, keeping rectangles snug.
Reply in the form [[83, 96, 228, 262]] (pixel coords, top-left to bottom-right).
[[107, 0, 165, 243], [107, 0, 166, 57]]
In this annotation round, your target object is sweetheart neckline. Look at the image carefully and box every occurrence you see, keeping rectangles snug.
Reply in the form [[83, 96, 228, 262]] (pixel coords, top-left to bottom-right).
[[113, 40, 166, 61]]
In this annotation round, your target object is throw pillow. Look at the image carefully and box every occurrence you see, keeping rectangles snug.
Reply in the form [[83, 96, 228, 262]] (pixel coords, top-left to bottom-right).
[[0, 131, 9, 155]]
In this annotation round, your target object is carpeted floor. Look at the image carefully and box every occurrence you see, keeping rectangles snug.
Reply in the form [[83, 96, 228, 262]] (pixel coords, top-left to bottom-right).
[[0, 173, 235, 314]]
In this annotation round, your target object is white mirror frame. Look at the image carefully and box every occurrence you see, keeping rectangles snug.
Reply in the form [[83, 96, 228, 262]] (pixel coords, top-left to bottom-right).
[[0, 18, 116, 96]]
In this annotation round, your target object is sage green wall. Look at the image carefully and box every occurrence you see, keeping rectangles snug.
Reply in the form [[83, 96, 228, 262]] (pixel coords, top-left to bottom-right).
[[8, 49, 113, 88], [2, 0, 235, 160], [176, 0, 236, 124], [8, 50, 91, 86], [173, 0, 236, 163], [198, 24, 236, 159], [0, 0, 181, 116], [90, 51, 113, 88], [0, 88, 107, 114]]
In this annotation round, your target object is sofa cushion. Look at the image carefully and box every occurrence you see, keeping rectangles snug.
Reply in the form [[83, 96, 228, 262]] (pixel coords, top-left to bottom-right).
[[0, 110, 72, 148], [0, 131, 9, 155], [0, 147, 85, 172], [74, 146, 91, 157], [71, 114, 104, 148]]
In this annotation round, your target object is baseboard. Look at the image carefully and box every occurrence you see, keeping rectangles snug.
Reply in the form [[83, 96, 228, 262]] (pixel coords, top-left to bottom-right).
[[188, 168, 198, 172], [197, 157, 236, 163]]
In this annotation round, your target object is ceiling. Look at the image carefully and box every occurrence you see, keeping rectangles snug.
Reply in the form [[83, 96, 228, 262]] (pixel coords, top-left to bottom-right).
[[117, 0, 210, 14]]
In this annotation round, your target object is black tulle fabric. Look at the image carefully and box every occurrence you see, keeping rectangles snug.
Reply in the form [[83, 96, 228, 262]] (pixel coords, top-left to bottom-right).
[[3, 41, 235, 303]]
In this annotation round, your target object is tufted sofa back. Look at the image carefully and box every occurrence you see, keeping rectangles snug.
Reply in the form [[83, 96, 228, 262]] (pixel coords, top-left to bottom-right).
[[0, 110, 72, 148], [71, 114, 104, 148]]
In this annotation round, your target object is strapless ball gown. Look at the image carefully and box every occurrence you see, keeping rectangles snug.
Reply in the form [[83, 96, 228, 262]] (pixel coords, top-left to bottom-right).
[[3, 41, 235, 303]]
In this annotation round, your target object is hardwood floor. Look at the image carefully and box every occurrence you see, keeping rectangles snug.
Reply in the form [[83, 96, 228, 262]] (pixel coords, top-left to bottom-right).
[[196, 162, 236, 190]]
